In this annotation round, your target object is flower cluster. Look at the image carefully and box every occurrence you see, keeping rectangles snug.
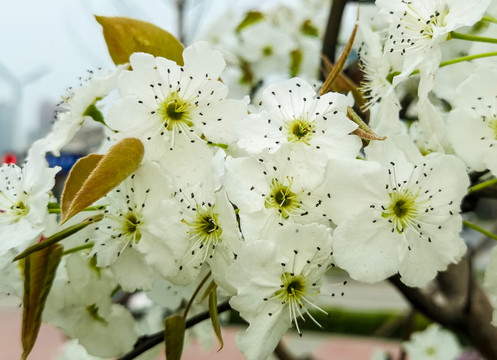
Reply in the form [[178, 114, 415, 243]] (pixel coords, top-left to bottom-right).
[[4, 0, 497, 359], [201, 0, 330, 98]]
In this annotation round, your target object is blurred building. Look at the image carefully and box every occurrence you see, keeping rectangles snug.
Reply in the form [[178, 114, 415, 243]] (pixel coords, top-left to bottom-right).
[[0, 100, 16, 155]]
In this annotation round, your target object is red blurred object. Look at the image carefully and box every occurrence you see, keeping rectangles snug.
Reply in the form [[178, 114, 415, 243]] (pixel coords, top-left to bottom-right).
[[2, 153, 17, 164]]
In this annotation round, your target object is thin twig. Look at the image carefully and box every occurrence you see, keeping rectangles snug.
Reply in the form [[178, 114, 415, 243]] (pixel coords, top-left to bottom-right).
[[118, 301, 231, 360], [274, 340, 299, 360]]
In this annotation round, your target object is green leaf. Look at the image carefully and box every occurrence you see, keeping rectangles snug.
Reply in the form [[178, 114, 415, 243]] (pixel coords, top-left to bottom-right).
[[60, 138, 144, 223], [289, 49, 303, 78], [319, 14, 358, 96], [95, 16, 184, 66], [13, 215, 103, 261], [21, 244, 63, 360], [61, 154, 103, 219], [235, 11, 264, 33], [300, 19, 319, 37], [199, 280, 217, 303], [83, 102, 105, 125], [347, 107, 386, 141], [165, 315, 186, 360], [208, 284, 223, 351]]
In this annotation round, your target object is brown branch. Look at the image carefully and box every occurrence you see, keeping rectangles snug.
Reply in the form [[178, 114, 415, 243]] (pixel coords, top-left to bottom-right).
[[322, 0, 348, 67], [390, 257, 497, 359], [118, 301, 231, 360], [388, 275, 460, 326]]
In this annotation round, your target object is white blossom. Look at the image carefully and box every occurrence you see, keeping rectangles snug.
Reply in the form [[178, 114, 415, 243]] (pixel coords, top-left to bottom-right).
[[44, 254, 138, 358], [0, 140, 60, 267], [45, 66, 126, 156], [377, 0, 490, 98], [160, 183, 241, 291], [226, 223, 333, 360], [236, 20, 296, 80], [328, 136, 469, 287], [356, 23, 403, 136], [447, 66, 497, 176], [106, 41, 247, 159], [402, 324, 462, 360], [55, 340, 109, 360], [90, 161, 186, 289], [224, 148, 334, 241], [237, 77, 361, 162]]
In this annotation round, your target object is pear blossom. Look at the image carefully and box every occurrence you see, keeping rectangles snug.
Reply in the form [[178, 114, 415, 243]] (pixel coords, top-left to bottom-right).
[[90, 161, 187, 290], [377, 0, 490, 98], [447, 66, 497, 176], [356, 23, 402, 136], [328, 136, 469, 287], [45, 66, 126, 156], [0, 139, 60, 267], [411, 99, 453, 155], [44, 254, 138, 358], [156, 136, 217, 188], [402, 324, 462, 360], [236, 20, 296, 79], [106, 41, 247, 159], [237, 77, 361, 161], [160, 183, 241, 291], [55, 340, 109, 360], [224, 148, 334, 241], [357, 24, 398, 111], [226, 223, 333, 360]]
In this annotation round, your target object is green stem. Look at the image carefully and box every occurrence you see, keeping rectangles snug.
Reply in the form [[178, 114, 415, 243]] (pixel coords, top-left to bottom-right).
[[387, 52, 497, 82], [47, 203, 107, 214], [62, 242, 94, 256], [439, 52, 497, 68], [183, 271, 211, 318], [482, 15, 497, 25], [13, 214, 104, 261], [468, 178, 497, 194], [463, 220, 497, 241], [206, 141, 228, 150], [450, 31, 497, 44]]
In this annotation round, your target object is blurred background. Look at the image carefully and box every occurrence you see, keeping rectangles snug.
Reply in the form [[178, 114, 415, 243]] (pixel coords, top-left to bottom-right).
[[2, 0, 354, 156]]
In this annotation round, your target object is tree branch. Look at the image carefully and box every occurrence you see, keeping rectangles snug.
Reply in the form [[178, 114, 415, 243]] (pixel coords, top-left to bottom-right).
[[322, 0, 348, 67], [390, 258, 497, 359], [388, 275, 461, 326], [118, 301, 231, 360]]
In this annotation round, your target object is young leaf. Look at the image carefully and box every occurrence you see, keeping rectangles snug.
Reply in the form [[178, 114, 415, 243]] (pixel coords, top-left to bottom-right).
[[95, 16, 184, 66], [320, 13, 358, 96], [165, 315, 186, 360], [21, 244, 63, 360], [208, 284, 224, 351], [61, 154, 103, 218], [321, 55, 365, 109], [199, 279, 217, 303], [235, 11, 264, 33], [60, 138, 144, 223], [347, 107, 386, 141]]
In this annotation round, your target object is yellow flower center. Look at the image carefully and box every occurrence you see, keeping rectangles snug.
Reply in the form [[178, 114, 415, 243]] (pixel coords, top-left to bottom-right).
[[158, 92, 194, 131], [274, 272, 307, 303], [285, 118, 315, 145], [382, 190, 419, 234], [123, 211, 142, 243], [265, 178, 301, 219]]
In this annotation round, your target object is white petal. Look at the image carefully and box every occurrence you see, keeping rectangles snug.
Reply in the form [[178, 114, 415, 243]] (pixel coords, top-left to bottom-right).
[[333, 209, 400, 283]]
